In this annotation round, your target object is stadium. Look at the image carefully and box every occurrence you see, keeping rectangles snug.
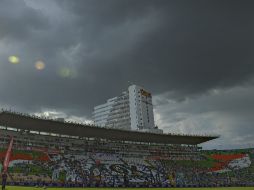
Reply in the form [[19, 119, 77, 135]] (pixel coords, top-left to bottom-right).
[[0, 110, 253, 189]]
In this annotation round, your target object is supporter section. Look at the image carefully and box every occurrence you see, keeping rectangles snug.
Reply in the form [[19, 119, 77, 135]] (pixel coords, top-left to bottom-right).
[[0, 129, 253, 188]]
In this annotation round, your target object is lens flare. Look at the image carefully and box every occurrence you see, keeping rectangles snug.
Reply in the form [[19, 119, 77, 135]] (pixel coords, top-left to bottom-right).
[[59, 67, 71, 78], [8, 56, 20, 64], [58, 67, 77, 78], [35, 60, 45, 70]]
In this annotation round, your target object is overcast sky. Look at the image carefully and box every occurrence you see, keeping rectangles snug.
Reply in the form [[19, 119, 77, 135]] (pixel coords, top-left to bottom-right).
[[0, 0, 254, 149]]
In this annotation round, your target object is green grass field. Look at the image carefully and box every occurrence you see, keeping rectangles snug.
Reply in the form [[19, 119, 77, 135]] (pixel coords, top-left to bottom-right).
[[1, 187, 254, 190]]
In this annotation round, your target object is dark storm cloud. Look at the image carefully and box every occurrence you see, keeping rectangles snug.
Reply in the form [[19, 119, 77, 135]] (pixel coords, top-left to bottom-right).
[[0, 0, 254, 121], [0, 2, 51, 52], [63, 0, 254, 106]]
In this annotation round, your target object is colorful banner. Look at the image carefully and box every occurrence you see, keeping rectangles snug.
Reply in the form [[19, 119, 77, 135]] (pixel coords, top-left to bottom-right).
[[3, 136, 13, 172]]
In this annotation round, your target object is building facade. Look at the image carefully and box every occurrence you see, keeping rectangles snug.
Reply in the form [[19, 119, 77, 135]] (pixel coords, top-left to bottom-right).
[[93, 85, 162, 133]]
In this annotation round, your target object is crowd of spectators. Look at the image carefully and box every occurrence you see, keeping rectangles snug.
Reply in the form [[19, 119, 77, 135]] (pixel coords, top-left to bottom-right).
[[0, 123, 253, 187]]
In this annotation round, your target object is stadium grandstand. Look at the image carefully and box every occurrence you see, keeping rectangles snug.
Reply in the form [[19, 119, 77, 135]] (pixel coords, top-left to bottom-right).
[[0, 110, 253, 188]]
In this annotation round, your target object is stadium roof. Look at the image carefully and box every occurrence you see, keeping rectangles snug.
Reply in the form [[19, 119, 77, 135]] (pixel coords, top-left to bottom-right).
[[0, 111, 218, 145]]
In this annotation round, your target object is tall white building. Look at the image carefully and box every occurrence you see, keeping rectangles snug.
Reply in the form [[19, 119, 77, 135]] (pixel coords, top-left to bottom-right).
[[92, 85, 162, 133]]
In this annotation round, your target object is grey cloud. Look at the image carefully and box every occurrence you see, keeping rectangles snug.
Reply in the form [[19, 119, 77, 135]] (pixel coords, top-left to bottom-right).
[[0, 0, 49, 40], [154, 85, 254, 149]]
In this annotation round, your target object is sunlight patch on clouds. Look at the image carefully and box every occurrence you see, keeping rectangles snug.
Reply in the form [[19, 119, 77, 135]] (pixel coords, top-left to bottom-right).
[[33, 109, 92, 125], [66, 116, 93, 125]]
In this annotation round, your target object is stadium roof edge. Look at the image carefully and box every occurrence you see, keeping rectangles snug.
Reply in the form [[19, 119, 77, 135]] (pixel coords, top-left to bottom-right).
[[0, 111, 219, 145]]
